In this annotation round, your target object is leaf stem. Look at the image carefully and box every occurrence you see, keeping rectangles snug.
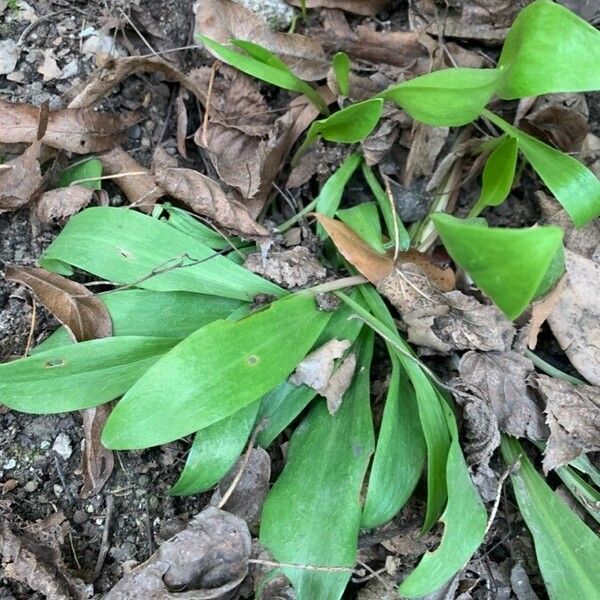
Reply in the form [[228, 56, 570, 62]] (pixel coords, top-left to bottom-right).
[[524, 349, 585, 385]]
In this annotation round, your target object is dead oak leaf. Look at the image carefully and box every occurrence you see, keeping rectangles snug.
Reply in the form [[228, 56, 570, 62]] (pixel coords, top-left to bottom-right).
[[5, 265, 112, 342], [0, 141, 42, 212], [34, 185, 97, 223], [80, 404, 114, 498], [534, 374, 600, 473]]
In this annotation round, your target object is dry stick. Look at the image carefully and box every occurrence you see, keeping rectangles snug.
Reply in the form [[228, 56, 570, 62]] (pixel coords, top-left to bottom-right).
[[200, 62, 219, 147], [382, 175, 401, 263], [484, 461, 518, 538], [247, 558, 354, 574], [118, 7, 157, 56], [93, 495, 115, 580], [23, 296, 37, 357], [352, 560, 391, 587], [68, 531, 82, 571]]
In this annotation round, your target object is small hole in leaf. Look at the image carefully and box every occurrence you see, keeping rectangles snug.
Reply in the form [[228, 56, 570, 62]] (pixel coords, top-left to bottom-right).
[[115, 247, 135, 260], [246, 355, 259, 366], [44, 359, 66, 368]]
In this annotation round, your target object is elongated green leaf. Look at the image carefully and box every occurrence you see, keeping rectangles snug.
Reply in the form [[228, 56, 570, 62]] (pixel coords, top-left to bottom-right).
[[40, 207, 282, 301], [260, 330, 375, 600], [484, 110, 600, 227], [361, 355, 425, 529], [59, 158, 103, 190], [399, 402, 487, 597], [316, 152, 361, 219], [432, 213, 564, 319], [337, 202, 385, 254], [556, 465, 600, 525], [381, 69, 499, 126], [102, 294, 330, 450], [170, 400, 260, 496], [501, 436, 600, 599], [0, 337, 177, 414], [34, 289, 243, 353], [197, 35, 327, 113], [332, 52, 350, 96], [497, 0, 600, 100], [470, 135, 518, 217]]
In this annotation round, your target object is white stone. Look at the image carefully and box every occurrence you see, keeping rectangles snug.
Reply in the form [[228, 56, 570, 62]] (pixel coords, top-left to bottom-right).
[[52, 432, 73, 460], [0, 40, 20, 75]]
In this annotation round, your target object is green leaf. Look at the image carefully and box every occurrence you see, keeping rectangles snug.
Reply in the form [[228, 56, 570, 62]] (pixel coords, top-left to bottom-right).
[[102, 294, 331, 450], [197, 35, 327, 113], [40, 207, 282, 301], [469, 135, 518, 217], [332, 52, 350, 96], [399, 403, 487, 597], [337, 202, 385, 254], [0, 337, 177, 414], [33, 289, 243, 353], [556, 464, 600, 525], [484, 111, 600, 227], [170, 400, 260, 496], [260, 330, 375, 600], [432, 213, 564, 319], [501, 436, 600, 599], [361, 355, 425, 529], [58, 158, 102, 190], [380, 68, 499, 126], [497, 0, 600, 100]]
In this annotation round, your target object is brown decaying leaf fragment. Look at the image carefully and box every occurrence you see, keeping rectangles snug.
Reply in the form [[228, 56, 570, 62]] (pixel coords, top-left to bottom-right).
[[0, 99, 138, 154], [324, 352, 357, 415], [290, 339, 351, 390], [288, 0, 390, 15], [80, 404, 115, 498], [195, 0, 329, 81], [0, 141, 42, 213], [458, 351, 546, 441], [34, 186, 96, 223], [5, 265, 112, 342], [175, 88, 189, 159], [534, 374, 600, 473], [155, 166, 269, 238], [105, 507, 251, 599]]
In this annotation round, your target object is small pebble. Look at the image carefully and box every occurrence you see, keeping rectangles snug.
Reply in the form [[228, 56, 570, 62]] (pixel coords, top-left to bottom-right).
[[3, 458, 16, 470], [73, 509, 88, 525], [52, 432, 73, 460], [53, 484, 64, 497], [23, 480, 38, 493]]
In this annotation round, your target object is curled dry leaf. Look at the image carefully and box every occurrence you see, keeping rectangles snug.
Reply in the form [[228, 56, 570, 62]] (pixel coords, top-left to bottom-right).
[[34, 186, 96, 223], [0, 99, 137, 154], [212, 448, 271, 532], [244, 246, 327, 288], [5, 265, 112, 343], [80, 404, 114, 498], [105, 507, 251, 599], [534, 374, 600, 473], [323, 352, 357, 415], [195, 0, 329, 81], [288, 0, 390, 16], [176, 89, 189, 159], [0, 141, 42, 213], [458, 351, 547, 440]]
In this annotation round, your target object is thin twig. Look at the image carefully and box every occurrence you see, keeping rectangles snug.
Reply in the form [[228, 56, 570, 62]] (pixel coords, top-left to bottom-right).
[[200, 62, 218, 146], [484, 462, 517, 538], [93, 495, 114, 580], [248, 558, 354, 573], [23, 295, 37, 356], [383, 175, 401, 263], [119, 7, 157, 55], [68, 172, 148, 187]]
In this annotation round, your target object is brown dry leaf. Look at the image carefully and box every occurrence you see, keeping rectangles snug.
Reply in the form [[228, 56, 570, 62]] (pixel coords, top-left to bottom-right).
[[324, 352, 357, 415], [379, 264, 514, 354], [409, 0, 531, 42], [34, 186, 96, 223], [99, 147, 164, 212], [0, 141, 42, 212], [361, 115, 402, 166], [458, 351, 546, 440], [80, 404, 114, 498], [155, 167, 269, 238], [404, 123, 450, 185], [105, 506, 251, 599], [534, 374, 600, 472], [0, 518, 91, 599], [195, 0, 328, 81], [5, 265, 112, 343], [288, 0, 389, 15], [527, 276, 567, 349], [0, 99, 137, 154], [212, 448, 271, 532], [244, 246, 327, 288]]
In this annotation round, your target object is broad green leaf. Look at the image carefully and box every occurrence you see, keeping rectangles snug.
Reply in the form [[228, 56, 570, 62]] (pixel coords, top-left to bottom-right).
[[361, 355, 425, 529], [170, 400, 260, 496], [260, 330, 375, 600], [497, 0, 600, 99], [0, 337, 177, 414], [58, 158, 102, 190], [432, 213, 564, 319], [399, 402, 487, 597], [484, 110, 600, 227], [40, 207, 282, 301], [337, 202, 385, 254], [102, 294, 331, 450], [380, 68, 499, 126], [501, 436, 600, 599], [469, 135, 518, 217], [197, 35, 327, 113], [33, 290, 243, 353], [361, 163, 410, 251], [556, 464, 600, 525], [332, 52, 350, 96]]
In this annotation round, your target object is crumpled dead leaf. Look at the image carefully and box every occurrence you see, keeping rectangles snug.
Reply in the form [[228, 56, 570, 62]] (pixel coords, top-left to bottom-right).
[[105, 507, 251, 599], [195, 0, 328, 81], [288, 0, 389, 15], [0, 516, 91, 599], [458, 351, 546, 440], [5, 265, 112, 343], [244, 246, 327, 288], [212, 448, 271, 532], [0, 99, 138, 154], [403, 123, 449, 185], [80, 404, 114, 498], [34, 185, 99, 223], [38, 49, 62, 82], [0, 141, 42, 212], [534, 374, 600, 473], [155, 167, 269, 238]]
